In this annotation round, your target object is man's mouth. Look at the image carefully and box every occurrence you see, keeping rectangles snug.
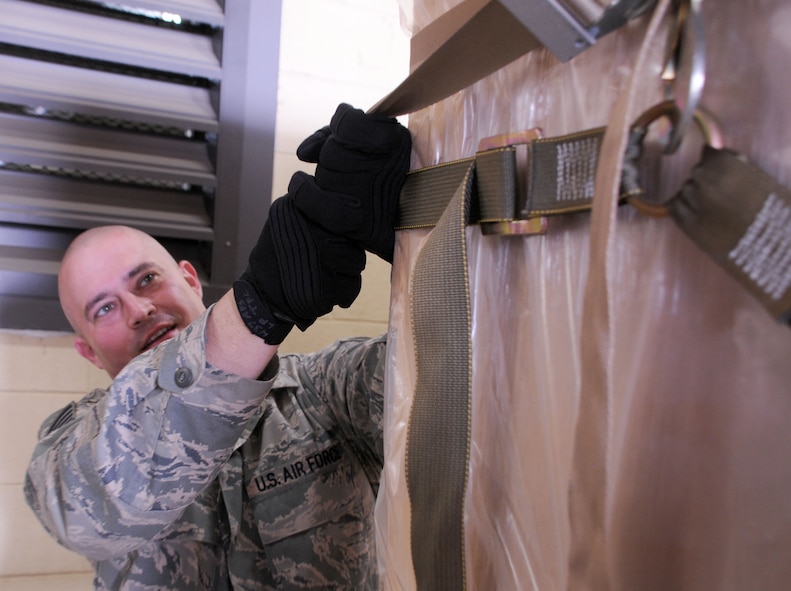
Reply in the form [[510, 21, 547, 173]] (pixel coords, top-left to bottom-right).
[[141, 325, 176, 352]]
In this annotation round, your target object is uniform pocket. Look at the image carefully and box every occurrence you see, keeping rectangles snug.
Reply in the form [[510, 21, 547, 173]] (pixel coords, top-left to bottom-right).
[[247, 442, 378, 589], [248, 442, 362, 544]]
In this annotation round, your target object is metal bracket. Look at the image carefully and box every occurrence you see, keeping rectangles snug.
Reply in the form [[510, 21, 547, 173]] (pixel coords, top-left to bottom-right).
[[503, 0, 658, 62]]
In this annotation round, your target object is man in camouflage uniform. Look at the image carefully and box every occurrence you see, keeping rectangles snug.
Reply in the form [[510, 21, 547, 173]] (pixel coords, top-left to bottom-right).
[[24, 104, 411, 590]]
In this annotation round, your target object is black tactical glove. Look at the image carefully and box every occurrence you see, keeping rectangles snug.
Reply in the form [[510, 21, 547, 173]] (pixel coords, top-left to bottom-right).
[[233, 187, 366, 345], [291, 103, 412, 263]]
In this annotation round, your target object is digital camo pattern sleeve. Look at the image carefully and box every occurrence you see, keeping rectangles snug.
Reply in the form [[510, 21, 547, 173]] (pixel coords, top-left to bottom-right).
[[24, 307, 277, 561]]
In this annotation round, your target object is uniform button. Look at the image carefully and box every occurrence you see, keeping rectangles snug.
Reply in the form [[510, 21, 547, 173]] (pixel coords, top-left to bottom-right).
[[174, 367, 193, 388]]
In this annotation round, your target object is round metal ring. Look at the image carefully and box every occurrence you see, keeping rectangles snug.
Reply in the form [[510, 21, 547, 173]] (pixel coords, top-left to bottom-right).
[[627, 99, 722, 216], [631, 99, 721, 148]]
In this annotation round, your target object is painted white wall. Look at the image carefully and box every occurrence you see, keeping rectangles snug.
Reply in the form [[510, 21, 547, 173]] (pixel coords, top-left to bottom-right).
[[274, 0, 409, 353], [0, 1, 408, 586]]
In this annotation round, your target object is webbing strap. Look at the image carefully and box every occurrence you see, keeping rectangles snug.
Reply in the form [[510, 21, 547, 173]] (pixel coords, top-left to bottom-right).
[[526, 128, 607, 216], [370, 0, 543, 117], [396, 127, 621, 231], [397, 112, 665, 591], [668, 146, 791, 322], [399, 129, 614, 591], [399, 127, 625, 591], [397, 157, 476, 229], [396, 149, 517, 230], [407, 161, 475, 591]]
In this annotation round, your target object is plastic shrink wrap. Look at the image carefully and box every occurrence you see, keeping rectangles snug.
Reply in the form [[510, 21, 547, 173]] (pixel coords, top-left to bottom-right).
[[376, 0, 791, 589]]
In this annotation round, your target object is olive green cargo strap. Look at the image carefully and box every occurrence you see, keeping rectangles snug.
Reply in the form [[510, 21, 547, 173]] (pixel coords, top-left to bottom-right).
[[407, 160, 475, 591], [397, 127, 615, 233], [401, 126, 635, 591], [668, 145, 791, 322]]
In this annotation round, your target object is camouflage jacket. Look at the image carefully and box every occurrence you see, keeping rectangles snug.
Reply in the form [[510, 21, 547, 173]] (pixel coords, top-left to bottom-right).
[[25, 309, 387, 590]]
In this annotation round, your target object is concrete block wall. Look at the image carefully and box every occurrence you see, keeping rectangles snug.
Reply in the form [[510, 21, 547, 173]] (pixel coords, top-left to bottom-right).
[[0, 333, 107, 589], [0, 1, 408, 587]]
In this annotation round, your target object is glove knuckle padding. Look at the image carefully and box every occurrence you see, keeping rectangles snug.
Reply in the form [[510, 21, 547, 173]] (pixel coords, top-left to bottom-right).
[[330, 103, 405, 153], [325, 234, 364, 307], [269, 197, 331, 318], [290, 172, 362, 234], [299, 103, 412, 263], [274, 194, 364, 311]]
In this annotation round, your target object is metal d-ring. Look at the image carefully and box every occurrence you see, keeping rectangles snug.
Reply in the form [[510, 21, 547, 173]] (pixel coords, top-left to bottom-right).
[[661, 0, 706, 154], [626, 99, 722, 216]]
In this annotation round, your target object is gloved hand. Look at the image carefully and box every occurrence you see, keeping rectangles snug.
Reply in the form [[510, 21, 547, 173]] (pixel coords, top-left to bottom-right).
[[290, 103, 412, 263], [233, 188, 366, 345]]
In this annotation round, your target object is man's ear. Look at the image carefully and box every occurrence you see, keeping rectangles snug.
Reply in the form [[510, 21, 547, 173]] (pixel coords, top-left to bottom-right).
[[74, 337, 105, 371], [179, 260, 203, 298]]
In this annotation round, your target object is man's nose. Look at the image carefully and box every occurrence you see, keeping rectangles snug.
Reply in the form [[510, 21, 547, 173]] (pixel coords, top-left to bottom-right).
[[126, 296, 155, 326]]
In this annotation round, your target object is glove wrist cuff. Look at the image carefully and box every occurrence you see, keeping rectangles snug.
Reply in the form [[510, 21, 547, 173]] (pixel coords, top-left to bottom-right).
[[232, 280, 294, 345]]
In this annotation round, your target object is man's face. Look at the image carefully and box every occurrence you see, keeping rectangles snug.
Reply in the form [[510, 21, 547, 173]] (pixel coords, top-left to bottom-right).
[[59, 226, 207, 378]]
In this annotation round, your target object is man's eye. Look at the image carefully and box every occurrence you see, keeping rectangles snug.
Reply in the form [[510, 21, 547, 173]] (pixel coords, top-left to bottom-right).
[[140, 273, 156, 287], [95, 303, 114, 318]]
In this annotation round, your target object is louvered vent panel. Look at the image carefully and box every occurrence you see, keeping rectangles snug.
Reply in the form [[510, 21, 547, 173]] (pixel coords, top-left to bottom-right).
[[0, 0, 275, 330]]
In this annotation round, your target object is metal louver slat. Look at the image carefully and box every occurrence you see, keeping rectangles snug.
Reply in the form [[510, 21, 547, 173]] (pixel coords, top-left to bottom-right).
[[111, 0, 225, 27], [0, 53, 218, 131], [0, 0, 222, 79], [0, 244, 60, 276], [0, 1, 283, 331], [0, 224, 75, 309], [0, 169, 213, 241], [0, 112, 216, 186]]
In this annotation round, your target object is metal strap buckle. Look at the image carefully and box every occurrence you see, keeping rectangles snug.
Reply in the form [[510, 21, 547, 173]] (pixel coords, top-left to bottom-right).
[[477, 128, 548, 235]]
